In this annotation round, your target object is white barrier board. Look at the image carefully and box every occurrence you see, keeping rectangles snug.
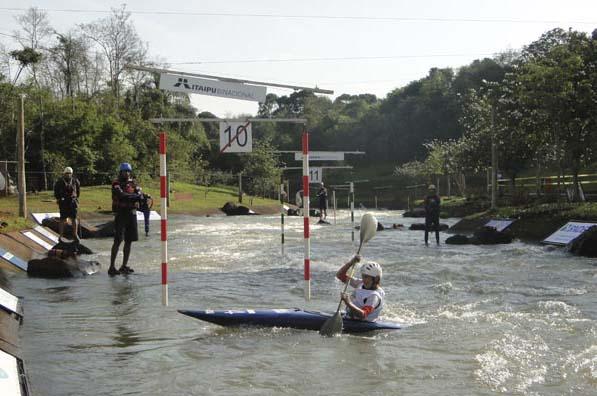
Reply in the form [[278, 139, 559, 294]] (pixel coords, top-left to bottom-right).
[[22, 231, 53, 251], [484, 219, 514, 232], [33, 226, 59, 244], [136, 210, 161, 222], [0, 349, 21, 396], [0, 287, 19, 316], [31, 212, 60, 225], [0, 248, 28, 271], [542, 221, 597, 245]]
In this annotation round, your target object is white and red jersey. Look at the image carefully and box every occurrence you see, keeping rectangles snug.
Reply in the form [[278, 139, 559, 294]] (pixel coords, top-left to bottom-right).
[[347, 279, 385, 322]]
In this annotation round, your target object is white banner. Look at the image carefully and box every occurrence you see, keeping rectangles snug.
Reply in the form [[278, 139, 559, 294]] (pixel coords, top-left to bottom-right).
[[159, 73, 267, 102], [309, 167, 323, 184], [542, 221, 597, 245], [220, 122, 253, 153], [294, 151, 345, 161]]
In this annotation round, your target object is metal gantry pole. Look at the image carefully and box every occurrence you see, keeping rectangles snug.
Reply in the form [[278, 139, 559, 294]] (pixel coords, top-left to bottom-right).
[[302, 130, 311, 301], [18, 94, 27, 218], [159, 132, 168, 306]]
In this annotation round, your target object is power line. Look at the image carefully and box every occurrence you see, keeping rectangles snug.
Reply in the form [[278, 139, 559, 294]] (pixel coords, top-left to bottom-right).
[[169, 53, 495, 65], [0, 7, 595, 24]]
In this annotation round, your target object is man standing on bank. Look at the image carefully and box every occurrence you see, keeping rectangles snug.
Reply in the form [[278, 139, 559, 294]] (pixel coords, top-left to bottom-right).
[[424, 184, 441, 245], [54, 166, 80, 242], [316, 182, 328, 222], [109, 163, 143, 276]]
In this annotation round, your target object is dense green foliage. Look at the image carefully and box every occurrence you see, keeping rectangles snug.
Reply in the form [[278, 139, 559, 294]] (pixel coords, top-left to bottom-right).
[[1, 7, 596, 204]]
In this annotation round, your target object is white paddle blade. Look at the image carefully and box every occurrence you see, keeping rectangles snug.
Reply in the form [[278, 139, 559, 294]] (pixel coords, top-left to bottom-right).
[[359, 213, 378, 244]]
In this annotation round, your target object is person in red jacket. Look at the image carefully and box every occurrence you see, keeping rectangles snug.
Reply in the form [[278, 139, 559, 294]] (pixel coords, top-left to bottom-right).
[[109, 163, 143, 276]]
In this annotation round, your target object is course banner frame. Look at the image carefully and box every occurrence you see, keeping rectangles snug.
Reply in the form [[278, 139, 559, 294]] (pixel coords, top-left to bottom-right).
[[160, 73, 267, 102], [542, 221, 597, 246]]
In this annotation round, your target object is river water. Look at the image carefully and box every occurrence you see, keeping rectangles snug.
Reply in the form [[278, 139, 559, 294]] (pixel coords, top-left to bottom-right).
[[3, 210, 596, 395]]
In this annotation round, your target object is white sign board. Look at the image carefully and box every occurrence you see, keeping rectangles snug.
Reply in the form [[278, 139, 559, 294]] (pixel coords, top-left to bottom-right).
[[0, 287, 20, 316], [34, 226, 60, 244], [485, 219, 514, 232], [294, 151, 345, 161], [309, 167, 323, 184], [0, 349, 21, 396], [220, 122, 252, 153], [136, 210, 161, 222], [160, 73, 267, 102], [542, 221, 597, 245], [22, 231, 53, 251], [32, 212, 60, 225]]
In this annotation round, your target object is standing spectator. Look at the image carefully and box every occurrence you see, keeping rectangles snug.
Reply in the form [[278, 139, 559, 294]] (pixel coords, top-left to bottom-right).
[[424, 184, 441, 245], [109, 163, 142, 276], [139, 188, 153, 237], [295, 189, 303, 215], [317, 182, 328, 221], [53, 167, 80, 242]]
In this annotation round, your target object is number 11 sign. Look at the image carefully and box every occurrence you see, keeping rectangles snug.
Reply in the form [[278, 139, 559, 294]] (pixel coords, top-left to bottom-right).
[[220, 121, 253, 153]]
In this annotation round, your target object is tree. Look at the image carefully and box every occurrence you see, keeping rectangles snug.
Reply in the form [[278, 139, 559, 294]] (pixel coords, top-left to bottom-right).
[[81, 5, 147, 103]]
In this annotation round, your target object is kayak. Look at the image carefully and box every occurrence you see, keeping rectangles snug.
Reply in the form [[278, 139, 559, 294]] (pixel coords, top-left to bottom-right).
[[178, 308, 401, 333]]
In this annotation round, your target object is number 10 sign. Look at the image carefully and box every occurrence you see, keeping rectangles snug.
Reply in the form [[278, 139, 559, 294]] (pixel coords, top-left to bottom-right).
[[220, 121, 252, 153]]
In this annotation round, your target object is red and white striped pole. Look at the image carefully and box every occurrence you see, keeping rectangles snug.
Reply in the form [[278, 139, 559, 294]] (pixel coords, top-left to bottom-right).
[[159, 132, 168, 306], [302, 130, 310, 300]]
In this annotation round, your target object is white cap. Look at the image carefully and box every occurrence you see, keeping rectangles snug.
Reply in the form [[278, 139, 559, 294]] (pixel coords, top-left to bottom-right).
[[428, 184, 436, 190], [64, 167, 73, 174]]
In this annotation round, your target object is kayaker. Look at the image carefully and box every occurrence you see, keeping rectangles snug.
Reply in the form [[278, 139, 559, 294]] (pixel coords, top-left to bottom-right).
[[53, 166, 80, 242], [424, 184, 441, 245], [336, 255, 385, 321], [295, 189, 303, 215], [109, 162, 143, 276]]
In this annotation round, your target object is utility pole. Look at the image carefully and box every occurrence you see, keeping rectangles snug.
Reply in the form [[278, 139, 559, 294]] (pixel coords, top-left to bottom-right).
[[491, 107, 498, 210], [18, 94, 27, 218], [238, 172, 243, 203]]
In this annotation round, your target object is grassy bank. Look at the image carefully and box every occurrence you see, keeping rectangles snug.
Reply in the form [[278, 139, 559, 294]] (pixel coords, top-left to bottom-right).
[[448, 201, 597, 241], [0, 181, 280, 232]]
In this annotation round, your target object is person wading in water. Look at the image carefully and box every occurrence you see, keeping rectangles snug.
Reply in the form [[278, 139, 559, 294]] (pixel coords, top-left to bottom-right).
[[424, 184, 441, 246]]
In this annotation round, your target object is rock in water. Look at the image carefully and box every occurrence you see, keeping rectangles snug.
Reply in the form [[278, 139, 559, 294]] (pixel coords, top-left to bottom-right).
[[470, 226, 513, 245], [445, 235, 470, 244], [566, 225, 597, 257]]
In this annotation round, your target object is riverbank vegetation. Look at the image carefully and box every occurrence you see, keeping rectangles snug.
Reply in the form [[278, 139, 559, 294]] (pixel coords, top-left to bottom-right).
[[1, 6, 595, 215]]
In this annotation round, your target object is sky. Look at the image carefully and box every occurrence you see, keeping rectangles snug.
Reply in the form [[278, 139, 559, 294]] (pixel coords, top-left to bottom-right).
[[1, 0, 596, 117]]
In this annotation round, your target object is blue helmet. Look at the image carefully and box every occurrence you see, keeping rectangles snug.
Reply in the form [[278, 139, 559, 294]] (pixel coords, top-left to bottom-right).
[[119, 163, 132, 172]]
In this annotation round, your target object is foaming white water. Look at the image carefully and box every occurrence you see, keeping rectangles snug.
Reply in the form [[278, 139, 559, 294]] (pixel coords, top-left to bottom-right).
[[475, 333, 549, 393]]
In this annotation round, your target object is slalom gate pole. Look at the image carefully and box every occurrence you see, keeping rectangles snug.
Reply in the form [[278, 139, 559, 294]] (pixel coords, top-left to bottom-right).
[[280, 183, 285, 256], [159, 132, 168, 306], [332, 189, 336, 225], [302, 130, 311, 301], [350, 182, 355, 243]]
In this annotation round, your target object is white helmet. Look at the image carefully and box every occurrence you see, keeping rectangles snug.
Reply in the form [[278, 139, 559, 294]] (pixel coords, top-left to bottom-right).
[[64, 166, 73, 174], [361, 261, 382, 279]]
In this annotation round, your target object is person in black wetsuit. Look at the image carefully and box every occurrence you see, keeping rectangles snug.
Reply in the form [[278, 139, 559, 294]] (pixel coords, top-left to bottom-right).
[[424, 184, 441, 245], [109, 162, 143, 276], [316, 182, 328, 221], [53, 166, 80, 241]]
